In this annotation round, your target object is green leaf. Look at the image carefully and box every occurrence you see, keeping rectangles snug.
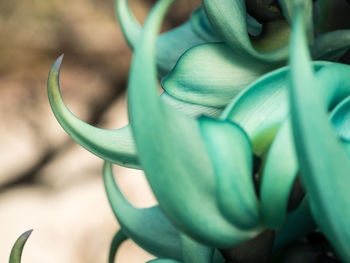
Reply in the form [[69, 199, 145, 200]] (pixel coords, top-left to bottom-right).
[[47, 57, 140, 169], [108, 230, 127, 263], [278, 0, 313, 43], [127, 0, 261, 247], [220, 62, 328, 157], [47, 57, 223, 169], [261, 64, 350, 229], [9, 230, 32, 263], [202, 0, 289, 63], [199, 117, 260, 230], [288, 6, 350, 261], [115, 0, 211, 76], [180, 233, 222, 263], [260, 119, 298, 229], [162, 43, 273, 108], [103, 162, 183, 260]]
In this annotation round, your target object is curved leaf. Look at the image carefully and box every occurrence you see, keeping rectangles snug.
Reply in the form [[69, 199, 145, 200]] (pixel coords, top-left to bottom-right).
[[127, 0, 261, 247], [47, 58, 140, 169], [162, 43, 273, 108], [180, 234, 216, 263], [220, 62, 328, 157], [199, 117, 260, 230], [116, 0, 212, 76], [260, 119, 298, 229], [47, 58, 223, 169], [108, 230, 128, 263], [103, 162, 183, 260], [9, 230, 33, 263], [289, 5, 350, 261], [202, 0, 289, 63]]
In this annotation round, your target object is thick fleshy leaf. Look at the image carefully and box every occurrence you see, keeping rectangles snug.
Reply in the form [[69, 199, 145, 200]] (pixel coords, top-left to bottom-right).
[[162, 42, 273, 108], [202, 0, 289, 63], [189, 8, 221, 43], [108, 230, 127, 263], [160, 92, 222, 118], [260, 119, 298, 229], [103, 162, 183, 260], [220, 62, 328, 157], [47, 59, 223, 169], [273, 197, 316, 250], [47, 58, 139, 169], [260, 63, 350, 229], [127, 0, 261, 247], [9, 230, 33, 263], [278, 0, 313, 42], [289, 6, 350, 261], [116, 0, 211, 76], [199, 117, 260, 230], [180, 234, 223, 263]]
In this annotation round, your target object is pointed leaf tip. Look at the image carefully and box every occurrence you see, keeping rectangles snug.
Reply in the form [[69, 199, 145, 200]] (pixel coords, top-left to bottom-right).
[[9, 230, 33, 263], [52, 54, 64, 72]]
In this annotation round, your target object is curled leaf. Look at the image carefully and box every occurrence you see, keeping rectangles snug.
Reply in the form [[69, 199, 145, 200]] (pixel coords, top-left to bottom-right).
[[163, 43, 272, 108], [108, 230, 128, 263], [289, 5, 350, 261], [103, 162, 183, 260], [127, 0, 261, 247], [9, 230, 33, 263], [199, 117, 260, 230]]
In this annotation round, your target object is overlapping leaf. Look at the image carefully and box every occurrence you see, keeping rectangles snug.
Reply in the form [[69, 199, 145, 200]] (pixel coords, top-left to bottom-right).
[[288, 3, 350, 261]]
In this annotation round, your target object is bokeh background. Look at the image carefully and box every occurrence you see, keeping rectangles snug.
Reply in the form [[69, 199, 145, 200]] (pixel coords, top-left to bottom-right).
[[0, 0, 200, 262]]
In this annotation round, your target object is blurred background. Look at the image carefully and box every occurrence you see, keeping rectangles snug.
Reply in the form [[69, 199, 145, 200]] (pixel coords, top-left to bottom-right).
[[0, 0, 200, 262]]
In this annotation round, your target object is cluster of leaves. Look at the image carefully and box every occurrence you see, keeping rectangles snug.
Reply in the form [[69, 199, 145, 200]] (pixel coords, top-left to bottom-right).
[[10, 0, 350, 262]]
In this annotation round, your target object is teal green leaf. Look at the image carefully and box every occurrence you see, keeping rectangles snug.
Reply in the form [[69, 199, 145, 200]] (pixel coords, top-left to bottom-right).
[[103, 162, 183, 260], [260, 119, 298, 229], [160, 92, 222, 118], [47, 58, 140, 169], [220, 62, 328, 157], [278, 0, 313, 43], [180, 234, 216, 263], [189, 8, 221, 42], [162, 42, 273, 108], [9, 230, 32, 263], [115, 0, 141, 47], [47, 57, 223, 169], [202, 0, 289, 63], [273, 197, 316, 250], [261, 67, 350, 229], [108, 230, 127, 263], [288, 6, 350, 261], [199, 117, 260, 230], [127, 0, 261, 247], [116, 0, 211, 76]]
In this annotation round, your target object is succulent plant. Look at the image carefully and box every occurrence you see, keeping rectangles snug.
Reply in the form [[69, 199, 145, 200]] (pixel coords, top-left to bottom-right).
[[11, 0, 350, 262]]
